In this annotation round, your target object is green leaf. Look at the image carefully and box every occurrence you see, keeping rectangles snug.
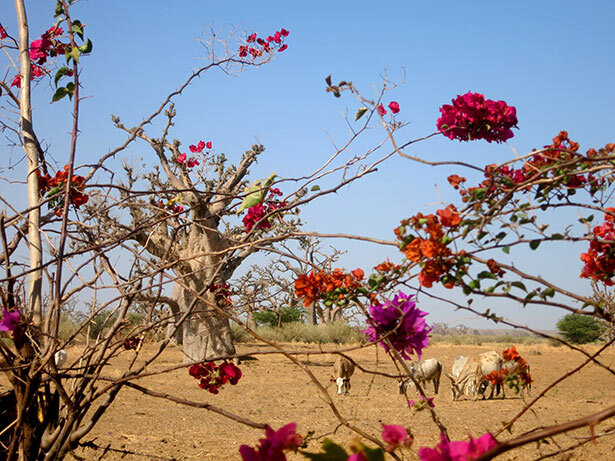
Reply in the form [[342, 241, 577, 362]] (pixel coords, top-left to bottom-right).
[[469, 279, 480, 290], [495, 231, 507, 241], [477, 271, 497, 280], [363, 445, 386, 461], [502, 245, 510, 254], [72, 20, 84, 40], [310, 185, 321, 192], [237, 171, 277, 214], [529, 239, 541, 250], [78, 38, 93, 54], [470, 188, 487, 200], [355, 107, 368, 121], [550, 233, 564, 240], [51, 86, 68, 102], [301, 439, 348, 461], [542, 287, 556, 298], [511, 281, 527, 291], [66, 46, 80, 63], [54, 67, 72, 86], [54, 1, 64, 17]]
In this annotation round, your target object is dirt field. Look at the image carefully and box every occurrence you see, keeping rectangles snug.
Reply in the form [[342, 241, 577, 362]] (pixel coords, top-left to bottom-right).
[[9, 342, 614, 460]]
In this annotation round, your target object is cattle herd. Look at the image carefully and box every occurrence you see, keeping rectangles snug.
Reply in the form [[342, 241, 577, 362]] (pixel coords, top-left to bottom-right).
[[333, 348, 532, 400]]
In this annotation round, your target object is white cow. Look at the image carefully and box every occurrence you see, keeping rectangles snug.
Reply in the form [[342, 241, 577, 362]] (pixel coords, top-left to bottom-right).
[[333, 356, 355, 395], [398, 358, 443, 395]]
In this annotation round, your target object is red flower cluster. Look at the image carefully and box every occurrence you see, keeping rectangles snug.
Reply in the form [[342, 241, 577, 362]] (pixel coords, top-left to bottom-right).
[[457, 132, 611, 204], [175, 139, 211, 168], [243, 188, 287, 232], [395, 207, 462, 288], [0, 26, 8, 40], [188, 360, 242, 394], [207, 282, 232, 306], [436, 91, 518, 143], [239, 28, 289, 58], [294, 268, 365, 307], [377, 101, 401, 116], [37, 165, 88, 216], [239, 422, 303, 461], [11, 26, 72, 88], [155, 199, 184, 215], [123, 336, 142, 350], [580, 208, 615, 286]]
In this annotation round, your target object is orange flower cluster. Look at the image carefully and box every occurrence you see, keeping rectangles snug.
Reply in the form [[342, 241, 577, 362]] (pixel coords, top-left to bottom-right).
[[294, 268, 364, 306], [501, 346, 533, 388], [37, 165, 89, 216], [395, 206, 461, 288], [375, 259, 401, 273], [484, 370, 505, 386]]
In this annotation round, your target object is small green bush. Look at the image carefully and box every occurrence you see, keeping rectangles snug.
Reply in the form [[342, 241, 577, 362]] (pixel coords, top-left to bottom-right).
[[556, 314, 604, 344], [252, 305, 305, 327]]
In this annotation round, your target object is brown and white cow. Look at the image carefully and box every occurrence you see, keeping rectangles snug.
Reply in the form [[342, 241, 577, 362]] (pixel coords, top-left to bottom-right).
[[333, 356, 355, 395], [445, 351, 503, 400]]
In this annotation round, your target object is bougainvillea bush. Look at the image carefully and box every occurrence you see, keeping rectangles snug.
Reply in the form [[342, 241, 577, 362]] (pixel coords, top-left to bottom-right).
[[1, 1, 614, 460]]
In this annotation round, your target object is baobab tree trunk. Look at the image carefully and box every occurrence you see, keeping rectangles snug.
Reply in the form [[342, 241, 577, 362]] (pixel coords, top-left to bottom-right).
[[306, 302, 317, 325], [174, 283, 236, 363]]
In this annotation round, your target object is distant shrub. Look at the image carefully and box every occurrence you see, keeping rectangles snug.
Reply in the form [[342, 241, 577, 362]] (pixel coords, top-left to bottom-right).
[[430, 333, 546, 346], [556, 314, 605, 344], [231, 321, 364, 344], [252, 305, 305, 327]]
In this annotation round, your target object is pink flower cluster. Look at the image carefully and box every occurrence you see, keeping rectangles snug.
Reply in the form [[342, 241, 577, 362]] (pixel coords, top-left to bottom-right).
[[188, 360, 242, 394], [408, 395, 435, 410], [11, 26, 72, 88], [0, 26, 9, 40], [239, 28, 289, 58], [363, 291, 431, 360], [419, 433, 497, 461], [239, 422, 303, 461], [437, 92, 518, 143], [0, 307, 20, 333], [381, 424, 413, 452], [243, 188, 287, 232], [377, 101, 401, 116]]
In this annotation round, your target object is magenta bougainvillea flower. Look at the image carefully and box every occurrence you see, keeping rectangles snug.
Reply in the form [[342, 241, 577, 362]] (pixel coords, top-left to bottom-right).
[[377, 104, 387, 116], [363, 291, 431, 360], [0, 307, 20, 332], [419, 432, 497, 461], [388, 101, 400, 114], [176, 153, 187, 164], [436, 92, 518, 143], [348, 454, 367, 461], [381, 424, 413, 451], [239, 423, 303, 461]]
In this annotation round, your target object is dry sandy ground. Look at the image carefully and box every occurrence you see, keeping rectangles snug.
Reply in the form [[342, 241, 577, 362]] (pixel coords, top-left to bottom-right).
[[6, 342, 615, 460]]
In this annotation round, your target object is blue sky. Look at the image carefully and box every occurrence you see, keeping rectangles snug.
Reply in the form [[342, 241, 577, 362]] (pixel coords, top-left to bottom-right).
[[3, 1, 615, 329]]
